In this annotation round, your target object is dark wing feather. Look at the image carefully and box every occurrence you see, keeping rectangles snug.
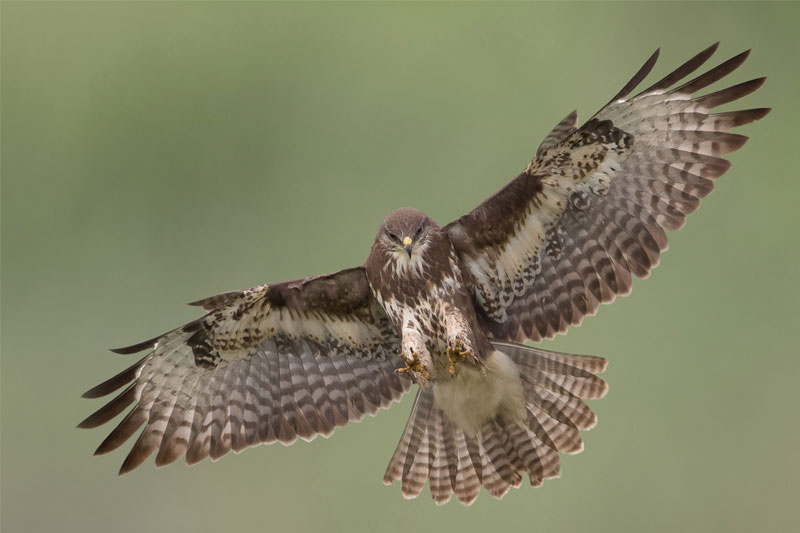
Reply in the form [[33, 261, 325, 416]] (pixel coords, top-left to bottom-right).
[[80, 266, 411, 473], [446, 45, 769, 342]]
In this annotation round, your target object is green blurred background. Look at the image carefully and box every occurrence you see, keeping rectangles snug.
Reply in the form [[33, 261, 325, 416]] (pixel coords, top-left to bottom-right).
[[2, 2, 798, 532]]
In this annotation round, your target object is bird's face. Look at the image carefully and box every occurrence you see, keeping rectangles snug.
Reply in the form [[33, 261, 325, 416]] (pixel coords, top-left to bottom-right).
[[378, 208, 435, 276]]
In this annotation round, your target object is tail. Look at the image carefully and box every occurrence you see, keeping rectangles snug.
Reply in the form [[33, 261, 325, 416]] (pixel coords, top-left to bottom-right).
[[382, 340, 608, 505]]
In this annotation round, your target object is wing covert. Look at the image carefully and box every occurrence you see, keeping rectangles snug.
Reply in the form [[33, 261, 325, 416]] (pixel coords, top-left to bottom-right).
[[79, 266, 411, 473], [446, 43, 769, 343]]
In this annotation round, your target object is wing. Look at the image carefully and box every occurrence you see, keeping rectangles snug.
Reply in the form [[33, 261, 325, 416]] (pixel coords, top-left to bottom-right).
[[79, 266, 411, 473], [445, 43, 769, 342]]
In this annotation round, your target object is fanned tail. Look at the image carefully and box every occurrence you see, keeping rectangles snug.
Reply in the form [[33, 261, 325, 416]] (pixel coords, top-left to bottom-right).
[[383, 341, 607, 505]]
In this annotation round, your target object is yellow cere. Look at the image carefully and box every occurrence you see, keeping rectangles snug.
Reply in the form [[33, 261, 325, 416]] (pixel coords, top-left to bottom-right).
[[403, 237, 413, 246]]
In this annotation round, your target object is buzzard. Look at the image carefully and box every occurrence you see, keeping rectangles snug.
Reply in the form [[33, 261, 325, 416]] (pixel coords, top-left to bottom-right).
[[80, 44, 768, 505]]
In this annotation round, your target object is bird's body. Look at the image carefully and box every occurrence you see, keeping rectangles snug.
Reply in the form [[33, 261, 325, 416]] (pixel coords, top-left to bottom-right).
[[366, 209, 485, 382], [80, 44, 768, 505], [365, 208, 525, 436]]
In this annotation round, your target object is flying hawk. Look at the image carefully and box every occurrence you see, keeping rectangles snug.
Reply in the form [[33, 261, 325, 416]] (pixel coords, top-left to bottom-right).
[[80, 44, 768, 505]]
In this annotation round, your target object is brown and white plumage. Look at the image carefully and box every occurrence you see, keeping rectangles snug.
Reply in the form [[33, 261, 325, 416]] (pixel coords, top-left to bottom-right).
[[80, 44, 767, 504], [80, 269, 412, 473], [446, 43, 768, 343]]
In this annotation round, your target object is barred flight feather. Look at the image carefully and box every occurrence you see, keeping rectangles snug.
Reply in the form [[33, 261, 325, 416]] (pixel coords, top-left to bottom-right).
[[447, 43, 768, 343], [383, 342, 607, 502], [80, 268, 412, 474], [81, 44, 765, 506]]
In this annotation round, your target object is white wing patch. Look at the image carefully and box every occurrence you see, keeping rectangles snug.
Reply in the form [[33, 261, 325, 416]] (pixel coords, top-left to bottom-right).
[[447, 44, 768, 343], [198, 286, 395, 363], [474, 125, 633, 321]]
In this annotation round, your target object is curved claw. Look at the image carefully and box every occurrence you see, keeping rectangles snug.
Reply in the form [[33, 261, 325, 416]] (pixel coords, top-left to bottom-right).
[[447, 338, 472, 376], [398, 349, 431, 380]]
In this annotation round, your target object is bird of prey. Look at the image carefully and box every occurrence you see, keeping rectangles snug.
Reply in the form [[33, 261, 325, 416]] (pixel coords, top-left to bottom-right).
[[80, 44, 768, 505]]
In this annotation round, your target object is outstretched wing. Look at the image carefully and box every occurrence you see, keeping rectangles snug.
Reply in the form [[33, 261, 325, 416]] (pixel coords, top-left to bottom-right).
[[445, 43, 769, 342], [79, 266, 411, 473]]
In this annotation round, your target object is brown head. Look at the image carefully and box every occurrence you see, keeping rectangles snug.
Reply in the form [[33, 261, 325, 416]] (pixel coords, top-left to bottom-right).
[[374, 208, 438, 259]]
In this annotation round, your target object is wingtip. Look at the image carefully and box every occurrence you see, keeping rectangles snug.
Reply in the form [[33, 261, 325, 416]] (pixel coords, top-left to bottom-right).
[[80, 389, 97, 399], [732, 48, 753, 70], [724, 48, 752, 66], [700, 41, 721, 59], [81, 384, 112, 399], [746, 107, 772, 123], [76, 413, 107, 430], [118, 456, 141, 475], [675, 47, 756, 96], [648, 47, 661, 66], [700, 41, 721, 60], [608, 47, 661, 103], [731, 48, 753, 67], [118, 448, 147, 475], [639, 42, 724, 96], [109, 336, 158, 354], [110, 346, 138, 355], [649, 47, 661, 64]]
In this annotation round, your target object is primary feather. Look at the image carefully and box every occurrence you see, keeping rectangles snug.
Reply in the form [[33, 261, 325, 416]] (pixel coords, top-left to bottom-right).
[[81, 44, 767, 504]]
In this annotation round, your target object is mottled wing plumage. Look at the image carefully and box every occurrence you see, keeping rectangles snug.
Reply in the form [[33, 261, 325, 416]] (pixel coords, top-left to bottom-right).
[[81, 44, 766, 505], [446, 43, 768, 342], [80, 267, 411, 473], [535, 109, 579, 158]]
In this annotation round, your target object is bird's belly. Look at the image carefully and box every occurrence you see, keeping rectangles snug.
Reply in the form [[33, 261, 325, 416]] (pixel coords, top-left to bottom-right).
[[432, 349, 526, 436]]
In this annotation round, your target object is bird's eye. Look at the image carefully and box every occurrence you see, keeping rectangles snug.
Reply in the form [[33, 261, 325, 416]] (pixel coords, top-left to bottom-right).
[[387, 232, 399, 242], [414, 227, 423, 238]]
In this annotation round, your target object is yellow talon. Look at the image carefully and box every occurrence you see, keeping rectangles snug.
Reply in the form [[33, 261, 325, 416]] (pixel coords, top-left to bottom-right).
[[398, 349, 431, 380], [447, 338, 472, 376]]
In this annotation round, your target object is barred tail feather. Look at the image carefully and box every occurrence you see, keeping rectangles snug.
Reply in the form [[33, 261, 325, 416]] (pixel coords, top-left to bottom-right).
[[383, 342, 607, 505]]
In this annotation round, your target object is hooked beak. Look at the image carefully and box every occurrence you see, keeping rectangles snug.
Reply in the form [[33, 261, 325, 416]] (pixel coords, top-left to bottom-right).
[[403, 236, 413, 258]]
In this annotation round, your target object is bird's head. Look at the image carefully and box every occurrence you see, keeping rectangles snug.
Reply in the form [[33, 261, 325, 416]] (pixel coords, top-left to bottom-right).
[[376, 208, 437, 273]]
